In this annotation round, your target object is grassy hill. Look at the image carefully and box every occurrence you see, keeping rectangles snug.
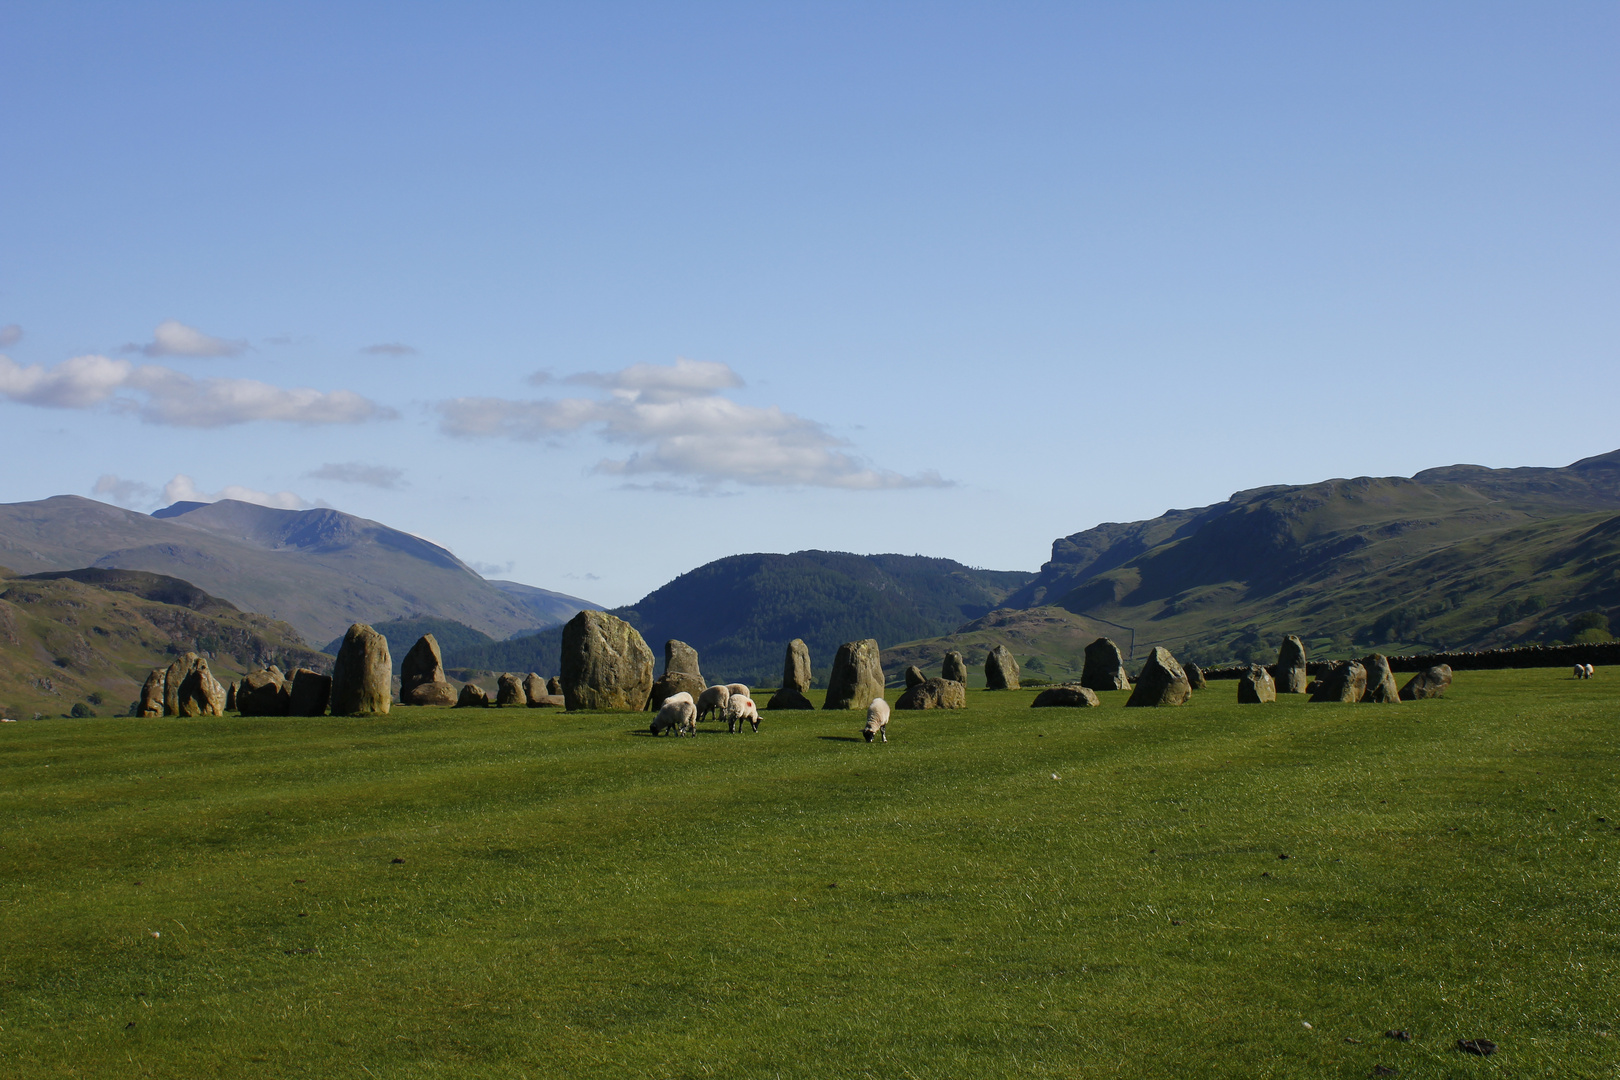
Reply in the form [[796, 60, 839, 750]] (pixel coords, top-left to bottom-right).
[[0, 567, 329, 720], [3, 670, 1615, 1076], [0, 496, 599, 645], [433, 552, 1035, 686]]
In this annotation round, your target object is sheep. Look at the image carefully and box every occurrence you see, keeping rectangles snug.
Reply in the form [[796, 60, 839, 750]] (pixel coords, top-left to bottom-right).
[[726, 695, 759, 734], [650, 692, 697, 737], [1587, 663, 1596, 678], [696, 685, 732, 724], [725, 682, 750, 700], [861, 697, 890, 743], [1575, 664, 1589, 680]]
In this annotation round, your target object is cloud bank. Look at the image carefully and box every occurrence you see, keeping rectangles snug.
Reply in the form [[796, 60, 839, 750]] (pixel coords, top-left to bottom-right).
[[361, 342, 417, 356], [0, 353, 394, 427], [132, 320, 247, 358], [93, 473, 316, 511], [306, 462, 406, 489], [437, 357, 950, 491]]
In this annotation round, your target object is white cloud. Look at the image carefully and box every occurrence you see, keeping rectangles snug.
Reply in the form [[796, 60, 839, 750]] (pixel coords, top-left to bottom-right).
[[437, 357, 952, 491], [0, 353, 394, 427], [135, 320, 247, 358], [306, 462, 406, 489], [92, 474, 159, 508], [0, 324, 21, 348], [361, 342, 417, 356], [162, 474, 314, 511], [469, 559, 515, 577]]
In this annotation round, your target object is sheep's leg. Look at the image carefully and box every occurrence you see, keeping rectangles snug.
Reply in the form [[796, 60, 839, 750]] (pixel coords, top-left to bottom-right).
[[880, 727, 887, 743]]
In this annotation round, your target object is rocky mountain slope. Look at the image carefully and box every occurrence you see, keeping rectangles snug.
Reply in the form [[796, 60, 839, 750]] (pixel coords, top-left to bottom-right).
[[0, 496, 599, 644], [0, 567, 327, 719]]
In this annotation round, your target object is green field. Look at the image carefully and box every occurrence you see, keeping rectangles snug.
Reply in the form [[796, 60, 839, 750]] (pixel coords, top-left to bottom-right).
[[3, 671, 1617, 1078]]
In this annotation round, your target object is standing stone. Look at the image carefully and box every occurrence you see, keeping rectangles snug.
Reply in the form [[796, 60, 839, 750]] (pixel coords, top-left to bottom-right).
[[1277, 636, 1309, 694], [984, 644, 1020, 690], [287, 669, 332, 716], [138, 669, 166, 717], [895, 677, 967, 710], [496, 672, 526, 706], [330, 623, 393, 715], [766, 687, 815, 710], [546, 676, 562, 696], [904, 665, 926, 689], [162, 652, 199, 716], [1310, 661, 1367, 703], [1399, 664, 1453, 700], [1030, 685, 1100, 708], [782, 639, 813, 692], [237, 668, 290, 716], [400, 635, 448, 698], [559, 610, 655, 712], [177, 657, 227, 716], [646, 671, 708, 711], [523, 672, 547, 705], [1126, 646, 1192, 707], [823, 639, 884, 710], [1360, 654, 1401, 703], [1081, 638, 1131, 692], [941, 650, 968, 685], [225, 681, 237, 712], [1237, 664, 1276, 704], [1186, 663, 1207, 690], [663, 639, 703, 681], [456, 682, 490, 707]]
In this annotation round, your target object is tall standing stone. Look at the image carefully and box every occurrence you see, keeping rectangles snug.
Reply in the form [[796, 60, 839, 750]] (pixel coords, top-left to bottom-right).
[[546, 676, 562, 696], [941, 650, 967, 685], [1360, 654, 1401, 703], [1310, 661, 1367, 703], [663, 639, 703, 681], [400, 635, 447, 698], [646, 639, 708, 710], [1186, 663, 1207, 690], [523, 672, 548, 705], [1277, 636, 1309, 694], [984, 644, 1020, 690], [330, 623, 393, 715], [904, 665, 926, 689], [138, 669, 165, 717], [782, 639, 813, 692], [287, 669, 332, 716], [225, 681, 237, 711], [1126, 646, 1192, 707], [559, 610, 655, 712], [162, 652, 199, 716], [1237, 664, 1276, 704], [1081, 638, 1131, 692], [177, 657, 227, 716], [1399, 664, 1452, 700], [823, 639, 884, 710]]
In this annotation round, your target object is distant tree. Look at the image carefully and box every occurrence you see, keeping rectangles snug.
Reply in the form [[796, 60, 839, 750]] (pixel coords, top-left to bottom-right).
[[69, 702, 95, 718]]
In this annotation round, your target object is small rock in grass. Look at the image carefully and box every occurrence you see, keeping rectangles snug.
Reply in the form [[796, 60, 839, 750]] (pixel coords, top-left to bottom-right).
[[1384, 1029, 1411, 1042], [1372, 1067, 1399, 1077], [391, 857, 405, 864], [1456, 1038, 1496, 1056]]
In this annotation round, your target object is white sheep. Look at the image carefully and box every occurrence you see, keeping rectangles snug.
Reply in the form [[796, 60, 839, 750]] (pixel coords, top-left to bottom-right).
[[650, 692, 697, 737], [861, 697, 890, 743], [696, 685, 732, 724], [1575, 664, 1589, 680], [1586, 663, 1596, 678], [726, 682, 750, 699], [726, 695, 759, 734]]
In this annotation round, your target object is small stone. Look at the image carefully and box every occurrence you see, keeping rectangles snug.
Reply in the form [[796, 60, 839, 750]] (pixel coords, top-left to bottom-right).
[[1456, 1038, 1496, 1056], [1384, 1030, 1411, 1042]]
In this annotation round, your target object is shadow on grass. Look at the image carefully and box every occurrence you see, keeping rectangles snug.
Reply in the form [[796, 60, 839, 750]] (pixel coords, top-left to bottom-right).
[[816, 735, 865, 742]]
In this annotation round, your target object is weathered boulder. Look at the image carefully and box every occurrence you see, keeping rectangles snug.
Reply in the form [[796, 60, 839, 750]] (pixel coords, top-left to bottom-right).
[[663, 639, 703, 680], [1360, 654, 1401, 703], [225, 681, 237, 712], [162, 652, 199, 716], [530, 694, 564, 708], [1399, 664, 1453, 701], [456, 682, 490, 707], [824, 639, 884, 710], [1310, 661, 1367, 703], [1277, 636, 1309, 694], [766, 687, 815, 710], [895, 677, 966, 710], [237, 668, 290, 716], [782, 639, 812, 692], [560, 610, 655, 712], [984, 644, 1020, 690], [941, 650, 968, 684], [400, 635, 448, 697], [1081, 638, 1131, 692], [904, 665, 926, 689], [330, 623, 393, 715], [1030, 684, 1100, 708], [405, 681, 458, 707], [546, 676, 562, 696], [1237, 664, 1276, 704], [496, 672, 526, 706], [287, 669, 332, 716], [1186, 663, 1207, 690], [138, 669, 166, 717], [523, 672, 547, 705], [646, 671, 708, 712], [177, 657, 227, 716], [1126, 647, 1192, 707]]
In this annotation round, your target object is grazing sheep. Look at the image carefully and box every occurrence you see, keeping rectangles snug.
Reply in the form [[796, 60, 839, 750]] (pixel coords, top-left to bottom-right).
[[650, 692, 697, 737], [1588, 663, 1597, 678], [726, 695, 760, 734], [861, 697, 890, 743], [697, 684, 732, 724], [1575, 664, 1589, 680], [726, 682, 750, 698]]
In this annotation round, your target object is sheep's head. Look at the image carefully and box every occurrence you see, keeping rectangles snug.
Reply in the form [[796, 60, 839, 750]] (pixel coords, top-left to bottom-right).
[[862, 728, 875, 742]]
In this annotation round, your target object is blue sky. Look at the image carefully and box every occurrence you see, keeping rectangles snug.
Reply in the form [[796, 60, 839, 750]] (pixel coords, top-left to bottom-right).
[[2, 2, 1615, 607]]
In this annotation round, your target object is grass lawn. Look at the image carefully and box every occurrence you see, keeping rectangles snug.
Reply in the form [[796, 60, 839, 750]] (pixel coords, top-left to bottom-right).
[[2, 670, 1617, 1078]]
